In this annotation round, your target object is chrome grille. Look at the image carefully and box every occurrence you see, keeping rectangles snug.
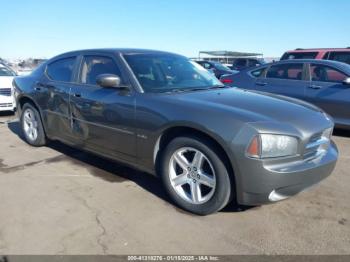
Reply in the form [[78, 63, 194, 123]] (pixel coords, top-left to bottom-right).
[[0, 88, 11, 96], [0, 103, 13, 108]]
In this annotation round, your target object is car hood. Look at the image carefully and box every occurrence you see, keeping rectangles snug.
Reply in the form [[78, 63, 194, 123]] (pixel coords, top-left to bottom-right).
[[163, 88, 331, 132], [0, 76, 14, 89]]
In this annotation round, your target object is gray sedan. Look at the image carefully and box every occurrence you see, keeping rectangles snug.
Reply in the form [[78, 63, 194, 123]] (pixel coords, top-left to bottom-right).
[[220, 59, 350, 129], [14, 49, 338, 215]]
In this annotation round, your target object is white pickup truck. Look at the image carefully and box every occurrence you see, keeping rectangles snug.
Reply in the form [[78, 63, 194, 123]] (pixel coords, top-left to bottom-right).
[[0, 63, 16, 112]]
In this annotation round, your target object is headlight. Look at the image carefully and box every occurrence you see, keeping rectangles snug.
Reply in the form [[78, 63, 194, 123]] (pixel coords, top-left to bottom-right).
[[247, 134, 298, 159]]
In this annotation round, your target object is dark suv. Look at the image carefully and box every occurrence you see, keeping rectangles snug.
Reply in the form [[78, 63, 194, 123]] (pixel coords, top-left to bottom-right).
[[281, 48, 350, 65], [230, 58, 265, 71], [14, 49, 338, 215]]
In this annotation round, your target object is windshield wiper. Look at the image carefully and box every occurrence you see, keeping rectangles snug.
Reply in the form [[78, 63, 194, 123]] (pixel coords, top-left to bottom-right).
[[187, 85, 227, 92], [164, 88, 189, 94], [164, 85, 228, 93]]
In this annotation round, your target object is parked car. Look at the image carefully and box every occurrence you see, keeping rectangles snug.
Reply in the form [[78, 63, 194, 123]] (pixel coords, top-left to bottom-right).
[[14, 49, 337, 215], [220, 59, 350, 129], [229, 58, 266, 71], [195, 60, 238, 79], [0, 63, 17, 112], [281, 48, 350, 65]]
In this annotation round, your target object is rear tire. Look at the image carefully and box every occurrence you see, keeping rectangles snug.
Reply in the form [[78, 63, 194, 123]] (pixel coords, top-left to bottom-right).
[[161, 136, 232, 215], [20, 103, 46, 147]]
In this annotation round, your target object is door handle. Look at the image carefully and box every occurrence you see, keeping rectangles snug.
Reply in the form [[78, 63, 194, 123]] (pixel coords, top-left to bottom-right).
[[309, 85, 322, 89], [73, 93, 81, 98], [256, 82, 267, 86]]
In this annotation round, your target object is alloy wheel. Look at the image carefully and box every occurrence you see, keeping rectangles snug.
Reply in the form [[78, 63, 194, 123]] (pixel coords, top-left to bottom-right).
[[23, 108, 39, 141], [169, 147, 216, 204]]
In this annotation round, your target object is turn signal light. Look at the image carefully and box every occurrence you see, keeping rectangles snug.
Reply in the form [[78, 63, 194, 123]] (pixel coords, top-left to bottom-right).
[[247, 136, 260, 158]]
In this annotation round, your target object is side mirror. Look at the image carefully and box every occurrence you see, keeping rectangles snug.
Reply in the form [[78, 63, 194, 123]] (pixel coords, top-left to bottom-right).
[[96, 74, 122, 88], [343, 77, 350, 85]]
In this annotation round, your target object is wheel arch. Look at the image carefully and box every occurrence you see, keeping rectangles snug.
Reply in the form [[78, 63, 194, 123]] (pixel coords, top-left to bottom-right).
[[154, 126, 236, 193], [17, 95, 48, 135], [18, 95, 40, 112]]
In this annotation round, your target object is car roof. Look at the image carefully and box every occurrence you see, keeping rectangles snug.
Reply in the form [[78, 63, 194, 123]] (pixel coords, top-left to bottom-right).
[[51, 48, 184, 60], [285, 48, 350, 53]]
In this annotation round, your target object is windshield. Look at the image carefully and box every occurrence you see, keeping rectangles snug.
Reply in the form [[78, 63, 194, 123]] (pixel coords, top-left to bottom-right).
[[124, 53, 224, 93], [213, 62, 231, 71], [0, 66, 16, 76]]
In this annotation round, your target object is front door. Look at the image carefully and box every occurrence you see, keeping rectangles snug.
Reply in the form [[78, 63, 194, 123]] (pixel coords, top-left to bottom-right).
[[69, 54, 136, 161]]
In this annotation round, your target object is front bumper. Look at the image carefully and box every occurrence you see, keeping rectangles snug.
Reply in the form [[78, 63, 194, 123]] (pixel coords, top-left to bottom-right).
[[236, 141, 338, 206]]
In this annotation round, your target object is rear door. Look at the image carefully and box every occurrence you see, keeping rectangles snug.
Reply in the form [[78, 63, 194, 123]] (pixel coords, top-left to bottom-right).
[[254, 62, 308, 100], [69, 54, 136, 161], [38, 56, 78, 142], [305, 63, 350, 125]]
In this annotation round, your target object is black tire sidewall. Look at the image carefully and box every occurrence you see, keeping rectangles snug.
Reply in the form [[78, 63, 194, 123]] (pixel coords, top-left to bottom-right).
[[20, 103, 46, 146], [161, 136, 232, 215]]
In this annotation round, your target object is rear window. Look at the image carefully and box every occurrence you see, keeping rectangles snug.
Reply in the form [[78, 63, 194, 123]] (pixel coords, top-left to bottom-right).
[[46, 57, 76, 82], [281, 52, 318, 60], [266, 63, 304, 80], [327, 52, 350, 65]]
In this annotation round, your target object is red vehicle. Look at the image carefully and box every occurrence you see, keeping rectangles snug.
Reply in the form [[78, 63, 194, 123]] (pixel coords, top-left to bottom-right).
[[281, 48, 350, 65]]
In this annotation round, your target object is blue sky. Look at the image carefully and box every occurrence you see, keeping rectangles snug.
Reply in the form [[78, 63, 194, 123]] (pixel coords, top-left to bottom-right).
[[1, 0, 349, 59]]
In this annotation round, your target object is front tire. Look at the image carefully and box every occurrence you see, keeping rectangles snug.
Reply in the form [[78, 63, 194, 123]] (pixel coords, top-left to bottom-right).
[[161, 136, 232, 215], [20, 103, 46, 146]]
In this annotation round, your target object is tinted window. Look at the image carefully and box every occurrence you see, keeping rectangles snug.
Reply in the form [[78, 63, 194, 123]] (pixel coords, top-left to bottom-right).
[[80, 56, 123, 85], [124, 53, 223, 93], [328, 52, 350, 65], [281, 52, 318, 60], [47, 57, 76, 82], [266, 64, 303, 80], [251, 68, 265, 78], [235, 59, 247, 67], [310, 64, 348, 83]]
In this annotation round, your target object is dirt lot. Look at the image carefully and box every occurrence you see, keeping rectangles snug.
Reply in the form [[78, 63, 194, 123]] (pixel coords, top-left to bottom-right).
[[0, 112, 349, 255]]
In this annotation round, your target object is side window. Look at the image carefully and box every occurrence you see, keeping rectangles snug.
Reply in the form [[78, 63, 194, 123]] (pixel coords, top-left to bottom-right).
[[46, 57, 76, 82], [80, 56, 123, 85], [251, 68, 265, 78], [327, 52, 350, 65], [281, 52, 318, 60], [266, 64, 303, 80], [310, 64, 348, 83]]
